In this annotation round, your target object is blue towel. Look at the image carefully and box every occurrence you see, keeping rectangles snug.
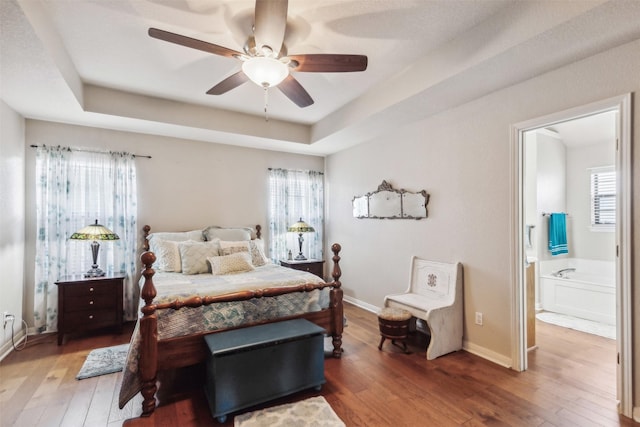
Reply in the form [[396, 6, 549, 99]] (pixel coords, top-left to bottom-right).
[[548, 213, 568, 256]]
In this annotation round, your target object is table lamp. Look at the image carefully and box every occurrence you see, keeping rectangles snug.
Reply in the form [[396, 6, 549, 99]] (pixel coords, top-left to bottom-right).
[[287, 218, 315, 261], [70, 219, 120, 277]]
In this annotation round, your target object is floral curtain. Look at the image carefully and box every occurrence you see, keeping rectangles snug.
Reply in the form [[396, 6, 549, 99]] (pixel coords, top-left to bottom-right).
[[34, 146, 138, 333], [268, 168, 324, 263]]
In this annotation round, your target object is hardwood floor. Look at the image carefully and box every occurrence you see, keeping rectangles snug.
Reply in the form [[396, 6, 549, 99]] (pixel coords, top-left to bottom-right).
[[1, 303, 636, 427]]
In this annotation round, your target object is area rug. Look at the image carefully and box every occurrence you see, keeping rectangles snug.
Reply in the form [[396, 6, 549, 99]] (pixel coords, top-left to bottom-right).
[[536, 312, 615, 340], [76, 343, 129, 380], [234, 396, 345, 427]]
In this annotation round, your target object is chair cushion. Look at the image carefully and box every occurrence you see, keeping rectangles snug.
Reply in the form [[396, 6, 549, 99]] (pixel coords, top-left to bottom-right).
[[378, 307, 412, 321]]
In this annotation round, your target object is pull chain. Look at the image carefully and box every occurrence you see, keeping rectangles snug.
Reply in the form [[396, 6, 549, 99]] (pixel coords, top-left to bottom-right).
[[263, 85, 269, 122]]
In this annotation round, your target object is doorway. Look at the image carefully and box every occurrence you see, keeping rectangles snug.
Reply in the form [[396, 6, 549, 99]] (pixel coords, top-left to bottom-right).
[[510, 94, 633, 417]]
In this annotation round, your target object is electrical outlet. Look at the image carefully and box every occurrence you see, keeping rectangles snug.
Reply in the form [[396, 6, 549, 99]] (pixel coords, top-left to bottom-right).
[[475, 312, 483, 326], [3, 312, 14, 329]]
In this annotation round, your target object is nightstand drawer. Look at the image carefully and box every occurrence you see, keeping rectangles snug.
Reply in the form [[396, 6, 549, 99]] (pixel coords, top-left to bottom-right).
[[63, 282, 114, 297], [63, 309, 117, 328], [280, 260, 325, 279], [297, 264, 322, 276], [66, 293, 116, 311]]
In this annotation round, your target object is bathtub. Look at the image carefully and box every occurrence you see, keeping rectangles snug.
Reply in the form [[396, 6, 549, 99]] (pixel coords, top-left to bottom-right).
[[539, 258, 615, 325]]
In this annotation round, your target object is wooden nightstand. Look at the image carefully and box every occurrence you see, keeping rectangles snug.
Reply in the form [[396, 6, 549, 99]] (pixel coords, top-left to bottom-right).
[[55, 273, 125, 345], [280, 259, 325, 279]]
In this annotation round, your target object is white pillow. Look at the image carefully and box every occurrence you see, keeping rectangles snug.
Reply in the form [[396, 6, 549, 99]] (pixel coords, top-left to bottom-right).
[[148, 229, 204, 245], [151, 238, 183, 272], [219, 240, 250, 255], [207, 252, 255, 275], [203, 226, 252, 242], [178, 240, 221, 274], [219, 240, 268, 267]]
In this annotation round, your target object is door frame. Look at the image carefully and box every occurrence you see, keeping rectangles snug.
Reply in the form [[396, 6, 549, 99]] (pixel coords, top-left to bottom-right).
[[509, 93, 632, 417]]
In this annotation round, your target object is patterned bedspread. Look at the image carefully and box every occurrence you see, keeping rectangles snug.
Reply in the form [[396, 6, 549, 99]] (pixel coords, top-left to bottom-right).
[[118, 264, 329, 408]]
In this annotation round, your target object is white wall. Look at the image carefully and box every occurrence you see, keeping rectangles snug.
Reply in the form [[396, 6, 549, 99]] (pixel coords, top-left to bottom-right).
[[0, 100, 25, 355], [23, 120, 324, 328], [325, 39, 640, 369], [566, 142, 615, 261], [327, 95, 515, 360], [535, 130, 567, 263], [523, 131, 538, 260]]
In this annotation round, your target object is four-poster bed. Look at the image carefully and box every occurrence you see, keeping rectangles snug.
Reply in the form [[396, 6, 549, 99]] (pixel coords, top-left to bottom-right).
[[118, 225, 344, 417]]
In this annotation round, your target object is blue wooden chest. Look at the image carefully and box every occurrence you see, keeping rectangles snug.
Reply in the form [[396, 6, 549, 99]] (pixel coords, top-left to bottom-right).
[[203, 319, 326, 423]]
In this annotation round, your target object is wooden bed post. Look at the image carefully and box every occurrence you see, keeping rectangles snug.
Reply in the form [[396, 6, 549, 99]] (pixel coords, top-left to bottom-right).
[[139, 251, 159, 416], [142, 225, 151, 251], [330, 243, 343, 358]]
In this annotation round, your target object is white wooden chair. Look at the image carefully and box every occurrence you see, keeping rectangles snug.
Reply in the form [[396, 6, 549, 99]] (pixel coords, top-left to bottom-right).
[[384, 257, 463, 360]]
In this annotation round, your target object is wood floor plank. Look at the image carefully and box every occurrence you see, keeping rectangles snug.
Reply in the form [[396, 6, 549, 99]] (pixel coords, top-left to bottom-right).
[[59, 375, 97, 427], [9, 404, 47, 427], [84, 371, 119, 426], [0, 376, 27, 403], [34, 396, 69, 427], [25, 367, 68, 409]]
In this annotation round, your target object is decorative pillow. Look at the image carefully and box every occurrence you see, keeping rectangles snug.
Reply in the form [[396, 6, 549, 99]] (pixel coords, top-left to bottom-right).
[[151, 238, 183, 272], [207, 252, 255, 275], [178, 240, 221, 274], [219, 240, 250, 255], [249, 240, 269, 266], [219, 240, 268, 267], [203, 226, 253, 242]]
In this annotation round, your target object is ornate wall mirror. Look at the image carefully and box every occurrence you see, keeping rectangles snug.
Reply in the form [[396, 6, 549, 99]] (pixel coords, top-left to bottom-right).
[[352, 180, 429, 219]]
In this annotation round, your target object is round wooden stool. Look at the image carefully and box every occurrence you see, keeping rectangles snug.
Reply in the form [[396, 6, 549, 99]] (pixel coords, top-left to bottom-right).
[[377, 307, 412, 353]]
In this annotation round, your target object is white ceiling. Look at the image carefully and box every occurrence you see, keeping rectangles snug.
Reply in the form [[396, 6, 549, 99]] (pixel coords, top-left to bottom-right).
[[548, 110, 617, 148], [2, 0, 639, 155]]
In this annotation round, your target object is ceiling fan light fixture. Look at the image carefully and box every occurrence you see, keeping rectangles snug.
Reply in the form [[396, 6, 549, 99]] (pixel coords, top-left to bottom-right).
[[242, 56, 289, 88]]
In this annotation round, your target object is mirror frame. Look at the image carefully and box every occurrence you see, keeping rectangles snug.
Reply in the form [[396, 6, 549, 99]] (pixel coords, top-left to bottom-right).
[[352, 180, 430, 219]]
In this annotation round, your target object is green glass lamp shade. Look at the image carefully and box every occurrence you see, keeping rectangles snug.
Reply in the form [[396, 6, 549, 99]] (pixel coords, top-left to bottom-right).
[[287, 218, 315, 261], [70, 220, 120, 277]]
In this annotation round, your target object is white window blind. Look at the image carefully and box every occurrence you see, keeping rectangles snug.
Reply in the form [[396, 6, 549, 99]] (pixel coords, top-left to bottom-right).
[[590, 166, 615, 229]]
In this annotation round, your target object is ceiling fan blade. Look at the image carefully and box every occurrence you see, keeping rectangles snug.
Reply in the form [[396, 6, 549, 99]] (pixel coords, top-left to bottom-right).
[[288, 54, 368, 72], [253, 0, 288, 56], [206, 71, 249, 95], [277, 75, 314, 108], [149, 28, 242, 59]]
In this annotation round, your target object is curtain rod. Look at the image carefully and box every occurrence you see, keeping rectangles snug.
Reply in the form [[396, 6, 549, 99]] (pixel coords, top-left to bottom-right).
[[29, 144, 151, 159], [268, 167, 324, 174]]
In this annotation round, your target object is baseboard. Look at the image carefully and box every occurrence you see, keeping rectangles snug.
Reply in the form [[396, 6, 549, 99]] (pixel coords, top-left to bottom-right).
[[343, 295, 380, 314], [463, 339, 512, 368], [0, 330, 26, 362]]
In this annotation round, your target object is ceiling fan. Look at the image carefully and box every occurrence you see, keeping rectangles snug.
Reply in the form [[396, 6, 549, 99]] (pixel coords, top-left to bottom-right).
[[148, 0, 368, 109]]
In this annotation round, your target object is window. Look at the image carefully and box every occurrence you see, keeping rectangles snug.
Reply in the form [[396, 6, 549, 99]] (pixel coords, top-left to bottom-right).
[[34, 146, 138, 332], [268, 168, 324, 262], [590, 166, 615, 231]]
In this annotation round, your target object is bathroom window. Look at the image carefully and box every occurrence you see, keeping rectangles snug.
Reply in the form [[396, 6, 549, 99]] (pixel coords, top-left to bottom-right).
[[590, 166, 615, 231]]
